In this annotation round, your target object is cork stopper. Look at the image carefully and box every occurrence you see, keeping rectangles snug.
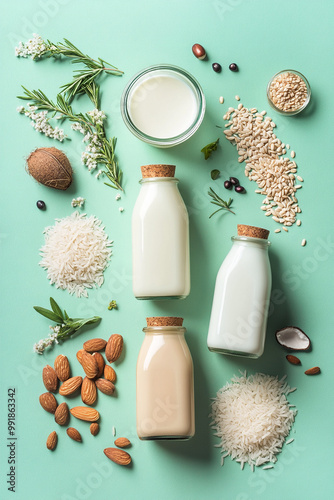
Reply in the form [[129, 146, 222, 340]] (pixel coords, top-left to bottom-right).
[[237, 224, 269, 240], [146, 317, 184, 327], [141, 164, 175, 178]]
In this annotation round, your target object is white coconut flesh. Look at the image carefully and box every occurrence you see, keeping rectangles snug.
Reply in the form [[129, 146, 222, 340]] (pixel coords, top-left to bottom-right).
[[276, 327, 310, 350]]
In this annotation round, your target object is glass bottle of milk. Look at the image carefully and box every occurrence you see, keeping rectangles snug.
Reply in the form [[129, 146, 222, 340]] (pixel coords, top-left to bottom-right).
[[132, 164, 190, 299], [136, 317, 195, 440], [207, 225, 272, 358]]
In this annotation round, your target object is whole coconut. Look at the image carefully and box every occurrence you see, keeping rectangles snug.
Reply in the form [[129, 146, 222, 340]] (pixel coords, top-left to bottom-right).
[[27, 147, 73, 190]]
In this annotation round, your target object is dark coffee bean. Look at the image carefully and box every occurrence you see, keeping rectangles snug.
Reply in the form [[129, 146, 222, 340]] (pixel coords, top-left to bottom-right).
[[230, 177, 240, 186], [36, 200, 46, 210], [229, 63, 238, 72]]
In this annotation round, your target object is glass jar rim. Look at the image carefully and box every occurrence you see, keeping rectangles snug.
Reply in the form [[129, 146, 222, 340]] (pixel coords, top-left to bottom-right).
[[232, 235, 271, 247], [120, 64, 205, 147], [143, 326, 186, 333], [139, 177, 179, 184]]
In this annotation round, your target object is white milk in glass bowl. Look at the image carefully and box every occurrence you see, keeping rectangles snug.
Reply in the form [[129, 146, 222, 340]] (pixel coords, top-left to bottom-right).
[[121, 64, 205, 147]]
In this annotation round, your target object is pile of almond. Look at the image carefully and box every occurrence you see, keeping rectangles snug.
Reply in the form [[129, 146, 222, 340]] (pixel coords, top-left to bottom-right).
[[40, 334, 132, 466]]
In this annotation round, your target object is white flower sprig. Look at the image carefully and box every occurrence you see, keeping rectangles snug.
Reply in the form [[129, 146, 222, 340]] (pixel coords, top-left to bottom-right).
[[33, 297, 101, 354], [17, 104, 66, 142], [15, 33, 48, 59], [71, 197, 85, 208]]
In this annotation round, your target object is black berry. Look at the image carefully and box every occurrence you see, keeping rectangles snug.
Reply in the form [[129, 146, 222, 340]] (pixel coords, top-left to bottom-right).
[[235, 185, 246, 193], [230, 177, 240, 186], [224, 180, 232, 190], [229, 63, 238, 72], [36, 200, 46, 210], [212, 63, 222, 73]]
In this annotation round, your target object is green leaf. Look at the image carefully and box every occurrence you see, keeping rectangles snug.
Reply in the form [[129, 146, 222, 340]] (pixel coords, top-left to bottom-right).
[[49, 298, 64, 319], [33, 306, 63, 323], [211, 169, 220, 180], [201, 138, 219, 160]]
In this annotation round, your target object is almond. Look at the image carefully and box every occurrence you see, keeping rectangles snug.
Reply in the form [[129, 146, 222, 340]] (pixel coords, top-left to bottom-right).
[[81, 376, 97, 405], [90, 423, 100, 436], [59, 376, 83, 396], [114, 437, 131, 448], [46, 431, 58, 450], [39, 392, 58, 414], [43, 365, 58, 392], [104, 447, 131, 466], [93, 352, 105, 378], [81, 352, 99, 379], [54, 402, 69, 426], [104, 365, 116, 383], [83, 338, 107, 352], [76, 349, 85, 365], [305, 366, 321, 375], [67, 427, 82, 442], [54, 354, 71, 382], [95, 378, 115, 396], [286, 354, 301, 365], [105, 334, 123, 363], [70, 406, 100, 422]]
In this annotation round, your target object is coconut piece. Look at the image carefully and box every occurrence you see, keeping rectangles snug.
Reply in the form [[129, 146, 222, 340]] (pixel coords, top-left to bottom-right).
[[27, 147, 73, 190], [275, 326, 311, 351]]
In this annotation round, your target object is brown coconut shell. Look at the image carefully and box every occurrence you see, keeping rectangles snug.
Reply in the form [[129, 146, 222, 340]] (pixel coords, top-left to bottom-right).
[[27, 147, 73, 190]]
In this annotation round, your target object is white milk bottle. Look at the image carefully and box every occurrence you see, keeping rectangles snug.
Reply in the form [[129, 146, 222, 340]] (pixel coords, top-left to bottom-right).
[[136, 317, 195, 440], [207, 225, 272, 358], [132, 164, 190, 299]]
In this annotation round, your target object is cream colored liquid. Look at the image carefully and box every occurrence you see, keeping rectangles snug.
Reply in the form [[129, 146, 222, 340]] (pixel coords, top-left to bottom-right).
[[136, 330, 195, 439], [128, 73, 198, 138], [207, 239, 271, 357], [132, 179, 190, 299]]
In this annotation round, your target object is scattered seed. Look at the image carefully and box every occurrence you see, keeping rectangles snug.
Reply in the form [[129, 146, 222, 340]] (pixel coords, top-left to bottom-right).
[[286, 144, 290, 149], [301, 239, 306, 246], [212, 62, 222, 73], [286, 438, 294, 445], [237, 103, 243, 110], [37, 200, 46, 210], [262, 465, 274, 470], [291, 151, 296, 158], [235, 95, 240, 101], [296, 175, 303, 182], [219, 96, 224, 104], [282, 227, 289, 232], [229, 63, 238, 72], [112, 426, 116, 437], [297, 220, 301, 226], [275, 229, 281, 233]]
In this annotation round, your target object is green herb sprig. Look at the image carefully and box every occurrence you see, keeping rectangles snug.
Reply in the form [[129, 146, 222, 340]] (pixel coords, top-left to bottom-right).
[[201, 138, 219, 160], [33, 297, 101, 354], [208, 187, 235, 218]]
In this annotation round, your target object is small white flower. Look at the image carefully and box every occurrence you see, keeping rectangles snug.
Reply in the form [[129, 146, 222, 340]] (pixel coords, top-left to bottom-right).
[[71, 197, 86, 208], [115, 194, 121, 201], [119, 207, 124, 212]]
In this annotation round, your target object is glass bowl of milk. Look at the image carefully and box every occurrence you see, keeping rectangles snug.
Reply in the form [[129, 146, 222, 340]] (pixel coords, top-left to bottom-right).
[[121, 64, 205, 147]]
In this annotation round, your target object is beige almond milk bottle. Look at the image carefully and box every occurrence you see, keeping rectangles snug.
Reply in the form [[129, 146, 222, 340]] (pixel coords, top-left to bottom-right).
[[136, 317, 195, 440], [132, 164, 190, 300]]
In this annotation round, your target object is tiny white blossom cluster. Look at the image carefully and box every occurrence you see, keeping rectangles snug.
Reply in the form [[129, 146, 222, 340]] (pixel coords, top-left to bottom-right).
[[17, 104, 66, 141], [71, 111, 106, 172], [87, 108, 106, 126], [15, 33, 47, 59], [33, 326, 60, 354], [71, 197, 85, 208]]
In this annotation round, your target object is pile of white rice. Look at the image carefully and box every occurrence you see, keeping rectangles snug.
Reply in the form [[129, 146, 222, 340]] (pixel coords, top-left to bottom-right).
[[210, 372, 297, 470], [39, 211, 112, 298]]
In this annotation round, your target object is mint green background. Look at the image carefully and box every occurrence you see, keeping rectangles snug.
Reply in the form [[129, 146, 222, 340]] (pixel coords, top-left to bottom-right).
[[1, 1, 333, 499]]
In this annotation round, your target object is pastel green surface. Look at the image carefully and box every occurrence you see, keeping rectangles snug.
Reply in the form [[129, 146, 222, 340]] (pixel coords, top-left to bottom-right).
[[1, 1, 333, 499]]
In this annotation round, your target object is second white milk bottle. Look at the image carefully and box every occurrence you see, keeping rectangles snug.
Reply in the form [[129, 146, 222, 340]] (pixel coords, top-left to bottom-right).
[[132, 164, 190, 299], [207, 225, 272, 358]]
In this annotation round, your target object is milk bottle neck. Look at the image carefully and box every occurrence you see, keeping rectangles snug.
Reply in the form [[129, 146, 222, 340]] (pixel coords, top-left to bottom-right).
[[231, 235, 271, 250]]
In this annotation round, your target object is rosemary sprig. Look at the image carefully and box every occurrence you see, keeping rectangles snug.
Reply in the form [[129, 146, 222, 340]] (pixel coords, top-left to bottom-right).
[[33, 38, 123, 102], [33, 297, 101, 354], [18, 86, 123, 190], [208, 187, 235, 218]]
